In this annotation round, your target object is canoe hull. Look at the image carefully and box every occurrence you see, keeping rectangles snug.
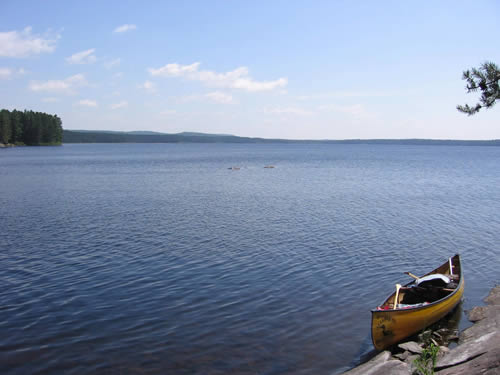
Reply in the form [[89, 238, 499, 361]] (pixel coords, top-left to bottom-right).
[[371, 255, 464, 351]]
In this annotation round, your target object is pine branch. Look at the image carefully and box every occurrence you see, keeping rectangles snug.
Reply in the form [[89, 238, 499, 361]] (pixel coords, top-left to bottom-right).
[[458, 61, 499, 116], [457, 103, 482, 115]]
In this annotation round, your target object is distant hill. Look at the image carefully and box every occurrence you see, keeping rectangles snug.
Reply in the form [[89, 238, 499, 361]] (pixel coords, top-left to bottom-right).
[[62, 130, 500, 146], [68, 130, 235, 137], [62, 130, 272, 144], [177, 131, 234, 137], [127, 131, 170, 135]]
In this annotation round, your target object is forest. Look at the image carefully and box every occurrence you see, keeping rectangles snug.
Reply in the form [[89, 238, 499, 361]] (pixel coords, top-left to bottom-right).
[[62, 130, 500, 146], [0, 109, 63, 146]]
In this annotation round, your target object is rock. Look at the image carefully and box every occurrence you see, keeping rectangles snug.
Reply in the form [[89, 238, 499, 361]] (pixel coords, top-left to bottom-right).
[[433, 331, 443, 339], [460, 305, 500, 344], [439, 346, 450, 355], [368, 360, 410, 375], [447, 330, 459, 341], [404, 354, 419, 365], [405, 354, 420, 374], [341, 351, 390, 375], [341, 351, 411, 375], [459, 286, 500, 344], [484, 285, 500, 305], [435, 345, 500, 375], [436, 346, 450, 362], [436, 331, 500, 370], [393, 351, 409, 361], [418, 330, 432, 343], [398, 341, 423, 354], [467, 306, 488, 322]]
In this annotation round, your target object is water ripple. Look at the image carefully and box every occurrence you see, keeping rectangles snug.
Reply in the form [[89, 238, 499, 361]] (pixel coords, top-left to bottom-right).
[[1, 144, 499, 374]]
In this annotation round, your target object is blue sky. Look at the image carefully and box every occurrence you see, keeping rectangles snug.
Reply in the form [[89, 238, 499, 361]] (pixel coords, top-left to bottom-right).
[[1, 0, 499, 139]]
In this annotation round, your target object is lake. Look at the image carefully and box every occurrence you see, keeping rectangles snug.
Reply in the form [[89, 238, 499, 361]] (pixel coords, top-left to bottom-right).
[[1, 143, 499, 374]]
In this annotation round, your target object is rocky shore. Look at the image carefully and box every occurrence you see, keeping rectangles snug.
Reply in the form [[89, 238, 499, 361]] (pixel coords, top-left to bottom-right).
[[342, 285, 500, 375], [0, 143, 21, 147]]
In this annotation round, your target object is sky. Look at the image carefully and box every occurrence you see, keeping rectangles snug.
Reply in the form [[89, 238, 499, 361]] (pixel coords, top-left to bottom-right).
[[1, 0, 499, 140]]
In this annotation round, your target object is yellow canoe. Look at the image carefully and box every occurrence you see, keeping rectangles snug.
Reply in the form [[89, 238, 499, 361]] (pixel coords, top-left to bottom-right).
[[371, 254, 464, 351]]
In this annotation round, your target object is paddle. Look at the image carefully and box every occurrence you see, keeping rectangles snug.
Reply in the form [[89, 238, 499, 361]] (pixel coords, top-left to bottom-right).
[[405, 271, 420, 280], [394, 284, 401, 309]]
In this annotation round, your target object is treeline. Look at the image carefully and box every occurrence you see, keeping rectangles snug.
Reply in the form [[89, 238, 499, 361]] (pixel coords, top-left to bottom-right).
[[63, 130, 500, 146], [0, 109, 63, 146], [62, 130, 271, 144]]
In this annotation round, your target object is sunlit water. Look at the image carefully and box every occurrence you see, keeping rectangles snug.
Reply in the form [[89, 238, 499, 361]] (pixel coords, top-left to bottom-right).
[[1, 143, 499, 374]]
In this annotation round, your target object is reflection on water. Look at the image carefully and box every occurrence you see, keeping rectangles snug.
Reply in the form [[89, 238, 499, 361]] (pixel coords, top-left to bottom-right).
[[443, 301, 463, 331], [430, 301, 463, 348]]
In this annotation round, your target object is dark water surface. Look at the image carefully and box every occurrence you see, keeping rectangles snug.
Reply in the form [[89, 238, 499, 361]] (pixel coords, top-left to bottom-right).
[[1, 143, 499, 374]]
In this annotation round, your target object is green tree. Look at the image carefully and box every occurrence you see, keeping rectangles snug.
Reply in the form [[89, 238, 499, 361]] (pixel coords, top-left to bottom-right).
[[0, 109, 12, 144], [457, 61, 500, 115], [1, 108, 63, 145], [22, 110, 35, 145], [53, 115, 63, 143], [10, 109, 23, 144]]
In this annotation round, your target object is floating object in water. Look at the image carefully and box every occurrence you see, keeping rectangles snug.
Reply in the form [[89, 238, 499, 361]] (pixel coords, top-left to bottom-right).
[[228, 167, 240, 170], [264, 165, 275, 168]]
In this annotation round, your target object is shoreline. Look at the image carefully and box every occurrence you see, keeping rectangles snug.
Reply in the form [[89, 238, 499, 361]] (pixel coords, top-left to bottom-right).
[[340, 285, 500, 374], [0, 143, 61, 148]]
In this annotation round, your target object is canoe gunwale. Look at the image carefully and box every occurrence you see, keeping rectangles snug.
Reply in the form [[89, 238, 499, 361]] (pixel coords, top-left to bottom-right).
[[371, 254, 463, 314]]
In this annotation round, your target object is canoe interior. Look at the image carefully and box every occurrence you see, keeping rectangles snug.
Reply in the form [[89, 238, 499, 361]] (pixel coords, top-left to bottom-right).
[[379, 254, 461, 308], [371, 254, 464, 351]]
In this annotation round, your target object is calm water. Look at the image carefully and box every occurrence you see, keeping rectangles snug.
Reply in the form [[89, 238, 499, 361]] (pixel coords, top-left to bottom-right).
[[1, 143, 499, 374]]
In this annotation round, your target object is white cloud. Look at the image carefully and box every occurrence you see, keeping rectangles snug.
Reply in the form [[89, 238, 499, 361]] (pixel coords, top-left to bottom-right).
[[110, 101, 128, 109], [66, 48, 96, 64], [151, 62, 200, 77], [41, 97, 60, 103], [148, 62, 287, 92], [298, 91, 397, 100], [29, 73, 88, 94], [138, 80, 156, 92], [113, 72, 123, 79], [0, 67, 27, 79], [265, 107, 313, 116], [206, 91, 234, 104], [0, 27, 59, 58], [169, 92, 233, 104], [77, 99, 98, 107], [0, 68, 13, 79], [104, 58, 121, 69], [113, 24, 137, 33]]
